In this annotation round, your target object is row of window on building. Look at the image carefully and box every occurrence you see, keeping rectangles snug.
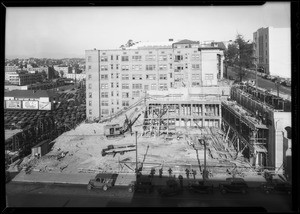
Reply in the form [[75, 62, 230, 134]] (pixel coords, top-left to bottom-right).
[[87, 73, 211, 88], [87, 63, 201, 71], [88, 53, 200, 63]]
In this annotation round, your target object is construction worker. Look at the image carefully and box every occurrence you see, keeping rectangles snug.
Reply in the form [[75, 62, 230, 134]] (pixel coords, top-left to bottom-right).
[[192, 169, 197, 179], [178, 175, 183, 188], [185, 168, 190, 179], [159, 168, 163, 178], [168, 167, 172, 177]]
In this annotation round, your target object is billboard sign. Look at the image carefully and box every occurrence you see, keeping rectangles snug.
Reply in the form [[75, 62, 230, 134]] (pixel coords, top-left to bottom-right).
[[39, 102, 51, 110], [5, 100, 22, 109], [22, 100, 39, 109]]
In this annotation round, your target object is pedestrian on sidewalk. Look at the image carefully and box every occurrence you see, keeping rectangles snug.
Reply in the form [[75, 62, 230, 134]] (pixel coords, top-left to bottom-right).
[[168, 168, 172, 178], [150, 168, 155, 178], [178, 175, 183, 188], [159, 168, 163, 178], [185, 168, 190, 179], [192, 169, 197, 179]]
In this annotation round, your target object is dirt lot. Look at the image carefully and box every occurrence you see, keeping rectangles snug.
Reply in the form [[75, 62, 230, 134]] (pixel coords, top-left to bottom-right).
[[24, 119, 252, 177]]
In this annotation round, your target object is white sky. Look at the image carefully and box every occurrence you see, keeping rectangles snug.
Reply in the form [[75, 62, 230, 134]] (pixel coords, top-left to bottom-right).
[[5, 2, 290, 58]]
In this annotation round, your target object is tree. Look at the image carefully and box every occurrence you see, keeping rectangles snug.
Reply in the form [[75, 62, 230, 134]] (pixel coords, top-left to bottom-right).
[[225, 34, 254, 82], [60, 70, 64, 78], [119, 39, 136, 49], [224, 43, 238, 78], [41, 70, 47, 81]]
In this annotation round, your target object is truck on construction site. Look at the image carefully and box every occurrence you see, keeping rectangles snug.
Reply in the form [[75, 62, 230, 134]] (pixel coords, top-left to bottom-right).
[[101, 144, 136, 157], [104, 114, 141, 138]]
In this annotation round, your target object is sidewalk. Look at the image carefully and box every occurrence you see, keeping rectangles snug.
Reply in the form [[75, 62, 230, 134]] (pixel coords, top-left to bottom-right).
[[12, 171, 95, 185], [12, 170, 267, 188], [151, 174, 267, 188]]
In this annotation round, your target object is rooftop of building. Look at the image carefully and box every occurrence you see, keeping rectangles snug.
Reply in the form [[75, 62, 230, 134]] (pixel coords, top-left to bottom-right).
[[86, 39, 225, 51], [126, 41, 175, 49], [5, 129, 23, 141], [173, 39, 200, 45], [5, 90, 59, 98]]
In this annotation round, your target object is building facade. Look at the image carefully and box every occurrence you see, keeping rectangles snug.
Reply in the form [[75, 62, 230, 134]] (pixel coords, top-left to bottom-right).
[[4, 90, 59, 111], [253, 27, 291, 78], [65, 73, 86, 81], [53, 66, 72, 78], [6, 71, 43, 86], [85, 39, 224, 121], [5, 65, 19, 73], [227, 84, 291, 172]]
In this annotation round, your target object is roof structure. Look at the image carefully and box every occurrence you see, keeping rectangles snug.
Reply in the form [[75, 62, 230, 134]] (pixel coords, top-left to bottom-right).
[[126, 41, 174, 49], [173, 39, 200, 45], [5, 129, 23, 141], [216, 42, 226, 50], [5, 90, 59, 99]]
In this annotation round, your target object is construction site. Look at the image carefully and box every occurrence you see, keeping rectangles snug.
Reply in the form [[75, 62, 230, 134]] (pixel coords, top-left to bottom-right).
[[8, 83, 273, 182]]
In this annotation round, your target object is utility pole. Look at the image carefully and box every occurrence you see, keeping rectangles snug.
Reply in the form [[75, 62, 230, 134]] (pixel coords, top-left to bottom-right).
[[275, 81, 280, 97], [198, 138, 207, 182], [135, 131, 138, 179], [255, 61, 258, 91]]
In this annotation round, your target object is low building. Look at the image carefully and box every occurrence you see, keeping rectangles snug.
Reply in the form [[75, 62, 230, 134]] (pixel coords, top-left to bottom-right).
[[65, 73, 86, 81], [4, 90, 60, 111], [4, 85, 30, 91], [141, 87, 230, 136], [6, 71, 43, 86]]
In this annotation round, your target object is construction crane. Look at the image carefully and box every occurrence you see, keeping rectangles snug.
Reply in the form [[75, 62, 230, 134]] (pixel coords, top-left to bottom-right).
[[104, 114, 141, 138], [137, 145, 149, 173]]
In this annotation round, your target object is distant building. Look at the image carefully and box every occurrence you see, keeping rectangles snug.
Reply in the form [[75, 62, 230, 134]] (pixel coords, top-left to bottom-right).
[[4, 90, 59, 111], [65, 73, 86, 81], [253, 27, 291, 78], [5, 65, 19, 72], [53, 66, 72, 78], [6, 71, 43, 86], [5, 85, 30, 91], [85, 39, 224, 121], [27, 66, 48, 73]]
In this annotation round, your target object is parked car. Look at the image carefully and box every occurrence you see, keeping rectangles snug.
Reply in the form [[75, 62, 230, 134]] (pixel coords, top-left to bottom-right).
[[158, 179, 182, 197], [187, 180, 214, 194], [266, 75, 272, 80], [87, 174, 116, 191], [128, 176, 153, 193], [260, 179, 292, 195], [219, 177, 248, 194]]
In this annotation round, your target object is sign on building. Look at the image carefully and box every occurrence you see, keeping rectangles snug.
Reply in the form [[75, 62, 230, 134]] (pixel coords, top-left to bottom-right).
[[39, 102, 52, 110], [22, 100, 39, 109], [5, 100, 22, 109]]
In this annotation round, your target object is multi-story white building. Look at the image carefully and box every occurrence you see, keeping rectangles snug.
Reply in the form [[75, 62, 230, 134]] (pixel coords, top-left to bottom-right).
[[253, 27, 291, 78], [85, 39, 224, 121]]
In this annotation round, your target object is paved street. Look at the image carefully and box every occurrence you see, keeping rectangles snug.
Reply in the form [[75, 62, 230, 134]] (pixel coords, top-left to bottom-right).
[[6, 181, 293, 211], [226, 66, 291, 96]]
